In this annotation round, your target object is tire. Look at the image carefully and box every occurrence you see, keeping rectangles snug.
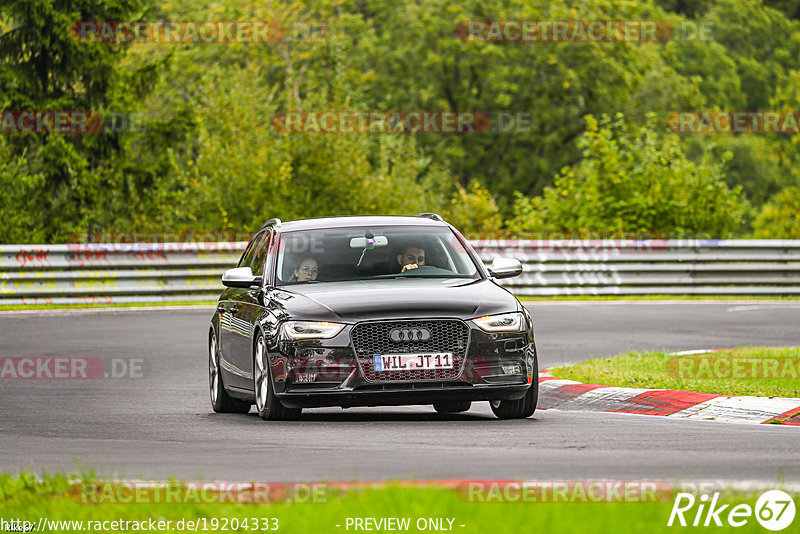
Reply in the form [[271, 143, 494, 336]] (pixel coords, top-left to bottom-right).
[[489, 355, 538, 420], [433, 401, 471, 413], [253, 332, 302, 421], [209, 330, 251, 414]]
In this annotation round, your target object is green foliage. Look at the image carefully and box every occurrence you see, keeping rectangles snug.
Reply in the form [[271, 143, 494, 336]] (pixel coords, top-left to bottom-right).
[[652, 0, 713, 18], [703, 0, 800, 111], [0, 140, 45, 242], [160, 60, 450, 232], [441, 180, 503, 234], [0, 0, 195, 241], [752, 186, 800, 238], [683, 135, 790, 208], [354, 0, 703, 203], [508, 114, 746, 237], [2, 0, 800, 241], [764, 0, 800, 20]]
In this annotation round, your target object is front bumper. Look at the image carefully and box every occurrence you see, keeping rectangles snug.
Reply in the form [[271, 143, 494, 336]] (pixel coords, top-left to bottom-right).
[[268, 321, 536, 408], [277, 382, 531, 408]]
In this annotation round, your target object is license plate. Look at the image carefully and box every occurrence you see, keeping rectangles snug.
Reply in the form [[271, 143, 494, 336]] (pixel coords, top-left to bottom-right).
[[373, 353, 454, 372]]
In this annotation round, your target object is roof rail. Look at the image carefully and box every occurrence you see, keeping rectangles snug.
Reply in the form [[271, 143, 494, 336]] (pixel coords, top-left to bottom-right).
[[415, 213, 445, 222], [260, 218, 282, 230]]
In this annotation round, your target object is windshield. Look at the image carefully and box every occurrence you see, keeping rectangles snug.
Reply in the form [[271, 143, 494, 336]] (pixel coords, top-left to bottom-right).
[[275, 225, 481, 286]]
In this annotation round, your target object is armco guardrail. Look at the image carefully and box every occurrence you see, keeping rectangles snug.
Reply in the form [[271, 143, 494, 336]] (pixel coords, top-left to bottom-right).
[[2, 239, 800, 305], [0, 243, 245, 306], [475, 239, 800, 296]]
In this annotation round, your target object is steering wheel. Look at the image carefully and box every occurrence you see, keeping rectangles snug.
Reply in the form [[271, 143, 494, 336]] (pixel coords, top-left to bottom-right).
[[402, 265, 451, 275]]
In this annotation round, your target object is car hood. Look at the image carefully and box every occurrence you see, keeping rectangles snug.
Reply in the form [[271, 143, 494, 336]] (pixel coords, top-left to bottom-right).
[[270, 278, 518, 322]]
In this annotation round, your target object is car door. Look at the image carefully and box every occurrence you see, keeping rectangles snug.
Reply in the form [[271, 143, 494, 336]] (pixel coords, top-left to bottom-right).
[[219, 231, 264, 389], [230, 230, 272, 387]]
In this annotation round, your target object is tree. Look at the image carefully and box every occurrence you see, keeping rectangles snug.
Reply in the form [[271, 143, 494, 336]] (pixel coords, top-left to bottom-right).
[[0, 139, 45, 243], [508, 113, 746, 237], [442, 180, 503, 234], [3, 0, 797, 241], [0, 0, 193, 241], [683, 135, 789, 209], [702, 0, 800, 110], [764, 0, 800, 20], [752, 186, 800, 238], [652, 0, 713, 18], [348, 0, 702, 207]]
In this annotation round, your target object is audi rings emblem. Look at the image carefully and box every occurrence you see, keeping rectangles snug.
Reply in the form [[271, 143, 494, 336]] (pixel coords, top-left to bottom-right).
[[389, 328, 431, 342]]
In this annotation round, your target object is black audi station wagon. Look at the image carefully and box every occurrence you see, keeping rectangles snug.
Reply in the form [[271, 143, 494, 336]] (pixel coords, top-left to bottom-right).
[[208, 214, 538, 420]]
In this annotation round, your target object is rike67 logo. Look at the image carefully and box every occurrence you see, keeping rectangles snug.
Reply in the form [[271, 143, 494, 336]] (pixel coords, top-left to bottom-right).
[[668, 490, 796, 530]]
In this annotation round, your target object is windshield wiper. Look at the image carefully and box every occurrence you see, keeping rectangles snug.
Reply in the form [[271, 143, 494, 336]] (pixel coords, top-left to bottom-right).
[[378, 274, 458, 279]]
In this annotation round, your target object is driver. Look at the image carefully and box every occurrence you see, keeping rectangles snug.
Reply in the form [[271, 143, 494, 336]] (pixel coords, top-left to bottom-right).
[[288, 257, 319, 282], [397, 245, 425, 272]]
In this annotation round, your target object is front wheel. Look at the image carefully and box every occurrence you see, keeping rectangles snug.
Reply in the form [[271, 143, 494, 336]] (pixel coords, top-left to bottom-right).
[[253, 333, 301, 421], [209, 331, 251, 414], [489, 356, 538, 420]]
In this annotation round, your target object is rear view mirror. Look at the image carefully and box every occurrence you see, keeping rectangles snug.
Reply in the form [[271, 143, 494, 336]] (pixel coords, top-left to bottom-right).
[[222, 267, 262, 288], [488, 257, 523, 279], [349, 236, 388, 249]]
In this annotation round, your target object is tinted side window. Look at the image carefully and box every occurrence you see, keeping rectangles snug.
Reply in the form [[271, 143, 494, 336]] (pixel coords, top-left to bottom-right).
[[251, 231, 271, 278], [237, 232, 264, 269]]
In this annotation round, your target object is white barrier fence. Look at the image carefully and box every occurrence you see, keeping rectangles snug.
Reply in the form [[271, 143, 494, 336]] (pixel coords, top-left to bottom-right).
[[2, 240, 800, 305]]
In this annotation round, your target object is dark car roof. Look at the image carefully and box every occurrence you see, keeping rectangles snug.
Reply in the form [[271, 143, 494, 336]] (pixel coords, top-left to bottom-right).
[[270, 216, 448, 233]]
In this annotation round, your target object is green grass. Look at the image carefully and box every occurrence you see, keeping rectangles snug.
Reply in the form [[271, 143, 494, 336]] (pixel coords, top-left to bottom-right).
[[551, 347, 800, 397], [0, 472, 793, 533], [0, 300, 216, 311]]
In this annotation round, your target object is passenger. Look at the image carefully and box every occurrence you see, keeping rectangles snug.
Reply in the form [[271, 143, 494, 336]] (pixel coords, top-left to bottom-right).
[[397, 245, 425, 272], [289, 257, 319, 282]]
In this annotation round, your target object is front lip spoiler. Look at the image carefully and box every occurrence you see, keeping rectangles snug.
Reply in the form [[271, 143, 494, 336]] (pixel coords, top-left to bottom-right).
[[276, 383, 530, 408]]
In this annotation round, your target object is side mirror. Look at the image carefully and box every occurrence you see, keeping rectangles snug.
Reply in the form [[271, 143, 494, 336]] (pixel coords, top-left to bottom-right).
[[222, 267, 263, 288], [488, 257, 523, 279]]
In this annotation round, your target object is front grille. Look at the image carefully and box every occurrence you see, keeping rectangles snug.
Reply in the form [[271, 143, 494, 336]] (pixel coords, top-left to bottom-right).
[[351, 320, 469, 381]]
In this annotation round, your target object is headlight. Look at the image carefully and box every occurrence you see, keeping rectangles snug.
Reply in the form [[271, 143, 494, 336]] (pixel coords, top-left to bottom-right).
[[281, 321, 345, 340], [472, 312, 525, 333]]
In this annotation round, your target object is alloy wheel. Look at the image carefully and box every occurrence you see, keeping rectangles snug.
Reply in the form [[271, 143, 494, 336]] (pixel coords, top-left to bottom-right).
[[209, 333, 219, 405], [254, 335, 268, 412]]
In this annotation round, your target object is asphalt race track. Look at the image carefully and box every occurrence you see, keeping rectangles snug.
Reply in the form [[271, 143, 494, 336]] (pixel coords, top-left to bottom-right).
[[1, 301, 799, 482]]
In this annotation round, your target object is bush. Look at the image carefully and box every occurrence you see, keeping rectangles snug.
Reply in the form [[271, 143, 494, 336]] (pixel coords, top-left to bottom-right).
[[752, 186, 800, 238], [0, 141, 45, 243], [507, 114, 747, 237], [442, 180, 503, 234]]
